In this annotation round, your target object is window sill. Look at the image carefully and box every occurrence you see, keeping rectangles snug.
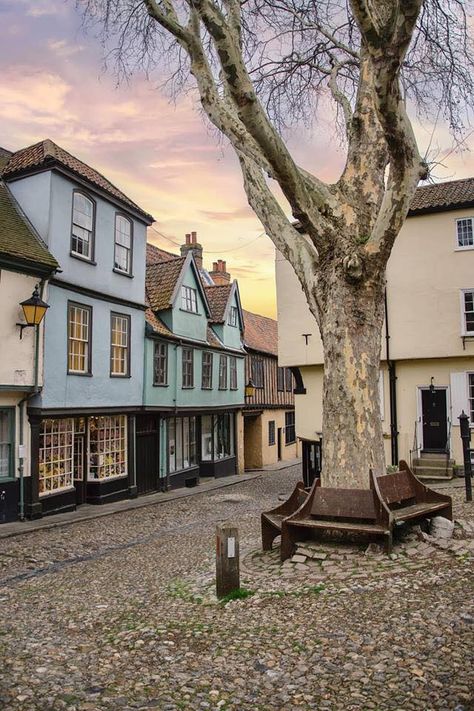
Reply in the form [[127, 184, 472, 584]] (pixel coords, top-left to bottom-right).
[[67, 371, 93, 377], [179, 308, 200, 316], [285, 441, 296, 447], [455, 246, 474, 252], [182, 386, 195, 389], [110, 374, 131, 379], [39, 486, 75, 498], [113, 268, 134, 278], [218, 387, 228, 391], [153, 383, 169, 388], [87, 473, 128, 482], [201, 386, 213, 391], [70, 252, 96, 265]]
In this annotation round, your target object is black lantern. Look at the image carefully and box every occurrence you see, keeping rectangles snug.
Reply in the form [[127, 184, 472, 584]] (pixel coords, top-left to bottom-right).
[[245, 379, 255, 399], [17, 285, 49, 338]]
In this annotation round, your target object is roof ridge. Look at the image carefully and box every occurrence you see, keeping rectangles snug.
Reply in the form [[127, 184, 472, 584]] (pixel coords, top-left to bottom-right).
[[416, 177, 474, 190], [243, 308, 277, 323]]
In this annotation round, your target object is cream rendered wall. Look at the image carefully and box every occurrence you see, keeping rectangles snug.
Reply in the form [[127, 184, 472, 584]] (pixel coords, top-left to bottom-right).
[[235, 411, 245, 475], [261, 409, 299, 466], [0, 269, 46, 388]]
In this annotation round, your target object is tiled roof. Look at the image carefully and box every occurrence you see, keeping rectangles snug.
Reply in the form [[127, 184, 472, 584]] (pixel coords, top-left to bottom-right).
[[0, 147, 12, 172], [3, 139, 153, 223], [207, 326, 223, 348], [145, 308, 174, 338], [205, 284, 233, 323], [243, 309, 278, 356], [409, 177, 474, 214], [146, 242, 178, 264], [146, 256, 186, 311], [0, 180, 59, 273]]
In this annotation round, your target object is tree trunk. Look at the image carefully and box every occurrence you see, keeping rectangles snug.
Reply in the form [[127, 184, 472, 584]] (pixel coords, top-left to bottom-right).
[[318, 269, 386, 489]]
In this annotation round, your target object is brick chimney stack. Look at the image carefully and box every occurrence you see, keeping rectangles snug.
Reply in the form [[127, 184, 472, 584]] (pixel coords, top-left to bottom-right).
[[209, 259, 231, 285], [180, 230, 203, 269]]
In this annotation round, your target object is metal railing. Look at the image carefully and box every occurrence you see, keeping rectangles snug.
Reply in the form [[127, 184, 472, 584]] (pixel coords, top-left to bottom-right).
[[409, 420, 420, 469]]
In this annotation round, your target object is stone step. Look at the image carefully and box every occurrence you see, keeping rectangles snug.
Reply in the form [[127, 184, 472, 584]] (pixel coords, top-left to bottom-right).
[[420, 451, 451, 460], [413, 458, 455, 468], [413, 465, 454, 481]]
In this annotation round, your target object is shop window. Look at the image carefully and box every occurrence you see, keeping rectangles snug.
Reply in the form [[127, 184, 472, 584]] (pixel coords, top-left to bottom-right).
[[153, 342, 168, 386], [268, 420, 276, 446], [201, 415, 213, 461], [110, 313, 130, 377], [39, 419, 74, 495], [285, 411, 296, 445], [201, 413, 235, 461], [0, 409, 14, 479], [88, 416, 127, 480], [230, 356, 238, 390], [167, 417, 197, 473], [202, 352, 213, 389], [68, 303, 92, 374]]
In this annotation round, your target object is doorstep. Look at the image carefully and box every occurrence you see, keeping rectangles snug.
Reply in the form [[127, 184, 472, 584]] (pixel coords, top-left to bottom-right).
[[0, 472, 262, 540]]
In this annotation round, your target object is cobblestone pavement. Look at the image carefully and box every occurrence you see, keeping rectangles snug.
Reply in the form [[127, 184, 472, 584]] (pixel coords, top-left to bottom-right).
[[0, 467, 473, 711]]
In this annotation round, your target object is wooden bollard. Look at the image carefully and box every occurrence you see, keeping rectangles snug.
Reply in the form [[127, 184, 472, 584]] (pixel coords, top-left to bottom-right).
[[216, 524, 240, 599]]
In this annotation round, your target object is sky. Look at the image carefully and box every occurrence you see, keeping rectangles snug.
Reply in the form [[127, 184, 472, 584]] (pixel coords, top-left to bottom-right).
[[1, 0, 473, 317]]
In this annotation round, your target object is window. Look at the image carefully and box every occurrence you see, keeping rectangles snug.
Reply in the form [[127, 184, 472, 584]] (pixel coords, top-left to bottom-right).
[[285, 411, 296, 445], [71, 192, 94, 260], [88, 415, 127, 480], [110, 314, 130, 377], [462, 290, 474, 334], [0, 409, 14, 479], [167, 417, 197, 473], [39, 418, 74, 495], [219, 355, 228, 389], [202, 352, 213, 389], [285, 368, 293, 392], [181, 286, 198, 313], [182, 348, 194, 388], [201, 415, 213, 461], [252, 357, 264, 388], [456, 218, 474, 249], [230, 356, 238, 390], [268, 420, 276, 446], [68, 303, 91, 374], [114, 214, 133, 274], [228, 306, 238, 327], [153, 342, 168, 386], [201, 414, 235, 461], [277, 367, 285, 392], [469, 374, 474, 424]]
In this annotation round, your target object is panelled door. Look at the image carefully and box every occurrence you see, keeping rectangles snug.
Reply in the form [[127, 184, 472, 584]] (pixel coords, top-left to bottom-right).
[[136, 415, 159, 495], [421, 388, 448, 451]]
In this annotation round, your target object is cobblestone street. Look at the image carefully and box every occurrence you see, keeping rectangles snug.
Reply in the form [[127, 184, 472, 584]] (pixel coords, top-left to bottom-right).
[[0, 466, 473, 711]]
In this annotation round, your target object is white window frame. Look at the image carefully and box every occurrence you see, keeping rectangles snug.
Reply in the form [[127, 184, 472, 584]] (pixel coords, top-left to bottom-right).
[[228, 306, 238, 327], [87, 415, 128, 481], [455, 217, 474, 251], [71, 191, 94, 261], [114, 214, 133, 274], [68, 303, 91, 375], [460, 289, 474, 336], [39, 418, 75, 496], [181, 286, 198, 313]]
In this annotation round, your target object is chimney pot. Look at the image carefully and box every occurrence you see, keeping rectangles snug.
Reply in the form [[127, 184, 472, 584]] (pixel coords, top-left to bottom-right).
[[191, 231, 197, 244], [213, 261, 218, 271], [185, 233, 191, 245]]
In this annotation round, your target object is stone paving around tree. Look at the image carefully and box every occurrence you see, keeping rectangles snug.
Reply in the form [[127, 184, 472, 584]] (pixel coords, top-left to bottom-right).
[[0, 466, 473, 711]]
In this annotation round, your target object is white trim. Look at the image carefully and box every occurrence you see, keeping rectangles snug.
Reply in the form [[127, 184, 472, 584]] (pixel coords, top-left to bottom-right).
[[459, 288, 474, 337], [454, 216, 474, 251], [416, 385, 450, 451]]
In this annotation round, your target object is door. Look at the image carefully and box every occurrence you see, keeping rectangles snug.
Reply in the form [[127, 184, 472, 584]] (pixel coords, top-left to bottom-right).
[[73, 418, 87, 505], [136, 415, 159, 495], [277, 428, 282, 461], [421, 388, 448, 451]]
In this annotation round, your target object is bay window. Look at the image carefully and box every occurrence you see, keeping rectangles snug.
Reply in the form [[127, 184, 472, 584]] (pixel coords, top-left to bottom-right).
[[88, 415, 127, 480]]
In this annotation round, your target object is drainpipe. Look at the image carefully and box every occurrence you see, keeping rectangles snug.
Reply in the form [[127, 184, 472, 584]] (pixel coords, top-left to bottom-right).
[[17, 280, 46, 520], [384, 290, 399, 466]]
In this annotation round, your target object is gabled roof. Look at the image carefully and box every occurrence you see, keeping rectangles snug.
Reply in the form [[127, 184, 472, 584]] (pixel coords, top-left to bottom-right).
[[409, 177, 474, 215], [2, 139, 154, 224], [146, 242, 177, 264], [0, 179, 59, 275], [205, 284, 233, 323], [146, 255, 187, 311], [243, 309, 278, 356], [145, 308, 174, 338]]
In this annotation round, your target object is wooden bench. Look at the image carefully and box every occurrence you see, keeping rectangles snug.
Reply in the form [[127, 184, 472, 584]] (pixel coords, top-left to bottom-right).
[[261, 481, 310, 551], [280, 480, 391, 561], [274, 461, 452, 561], [371, 460, 452, 527]]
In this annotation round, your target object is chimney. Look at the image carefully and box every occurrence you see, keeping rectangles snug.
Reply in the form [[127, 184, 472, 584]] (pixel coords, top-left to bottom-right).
[[180, 230, 203, 269], [209, 258, 231, 285]]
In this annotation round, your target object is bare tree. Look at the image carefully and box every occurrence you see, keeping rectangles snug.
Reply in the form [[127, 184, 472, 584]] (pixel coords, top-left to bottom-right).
[[77, 0, 474, 488]]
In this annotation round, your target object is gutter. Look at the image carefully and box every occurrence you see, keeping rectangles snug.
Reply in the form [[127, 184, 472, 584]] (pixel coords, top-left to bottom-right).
[[384, 290, 399, 466]]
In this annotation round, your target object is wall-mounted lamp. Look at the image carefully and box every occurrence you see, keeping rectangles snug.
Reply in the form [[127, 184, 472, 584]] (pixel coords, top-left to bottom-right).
[[429, 377, 436, 394], [245, 379, 255, 399], [17, 285, 49, 339]]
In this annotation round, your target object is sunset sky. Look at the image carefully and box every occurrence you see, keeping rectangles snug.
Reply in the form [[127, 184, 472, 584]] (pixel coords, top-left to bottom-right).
[[1, 0, 473, 317]]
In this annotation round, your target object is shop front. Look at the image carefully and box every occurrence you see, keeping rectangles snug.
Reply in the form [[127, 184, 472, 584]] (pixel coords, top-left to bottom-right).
[[27, 412, 134, 518]]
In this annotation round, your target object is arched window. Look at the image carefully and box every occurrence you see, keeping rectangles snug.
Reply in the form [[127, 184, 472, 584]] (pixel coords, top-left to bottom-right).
[[114, 214, 133, 274], [71, 192, 94, 260]]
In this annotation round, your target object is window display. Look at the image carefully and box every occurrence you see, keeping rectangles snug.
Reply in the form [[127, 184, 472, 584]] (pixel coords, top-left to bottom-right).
[[39, 419, 74, 495], [168, 416, 198, 472], [88, 415, 127, 480]]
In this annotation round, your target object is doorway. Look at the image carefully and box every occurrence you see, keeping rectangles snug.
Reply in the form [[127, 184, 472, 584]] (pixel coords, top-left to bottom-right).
[[277, 427, 282, 461], [136, 415, 159, 495], [420, 387, 448, 452]]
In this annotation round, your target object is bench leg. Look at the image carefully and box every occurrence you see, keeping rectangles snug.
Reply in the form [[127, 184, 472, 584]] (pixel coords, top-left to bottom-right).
[[280, 522, 296, 562], [261, 518, 278, 551], [384, 531, 393, 555]]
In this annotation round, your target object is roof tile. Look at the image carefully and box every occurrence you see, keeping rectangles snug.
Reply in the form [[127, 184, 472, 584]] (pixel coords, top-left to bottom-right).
[[243, 309, 278, 356], [146, 242, 178, 264], [205, 284, 233, 323], [409, 177, 474, 214], [146, 256, 186, 311]]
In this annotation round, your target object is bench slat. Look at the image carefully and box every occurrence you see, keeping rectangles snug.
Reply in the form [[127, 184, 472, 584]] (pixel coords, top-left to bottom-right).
[[288, 520, 388, 534], [391, 501, 448, 522], [311, 488, 377, 520]]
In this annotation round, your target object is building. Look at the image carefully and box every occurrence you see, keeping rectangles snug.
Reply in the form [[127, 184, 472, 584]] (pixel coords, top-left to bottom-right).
[[276, 178, 474, 480], [2, 139, 153, 518], [242, 309, 299, 470], [142, 240, 246, 492], [0, 147, 59, 522]]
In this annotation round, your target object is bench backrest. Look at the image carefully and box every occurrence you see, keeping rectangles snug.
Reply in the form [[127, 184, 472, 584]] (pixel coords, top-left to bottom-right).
[[376, 470, 416, 507], [311, 488, 377, 521]]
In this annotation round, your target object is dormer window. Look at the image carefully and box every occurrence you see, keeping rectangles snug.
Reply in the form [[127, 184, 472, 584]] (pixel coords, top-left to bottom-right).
[[228, 306, 238, 327], [181, 286, 198, 313], [114, 215, 133, 274], [456, 218, 473, 249], [71, 192, 94, 261]]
